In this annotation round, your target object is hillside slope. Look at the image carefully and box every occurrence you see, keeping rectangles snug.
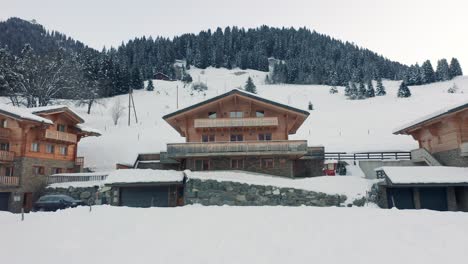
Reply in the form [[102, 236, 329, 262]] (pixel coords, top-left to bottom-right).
[[45, 67, 468, 171]]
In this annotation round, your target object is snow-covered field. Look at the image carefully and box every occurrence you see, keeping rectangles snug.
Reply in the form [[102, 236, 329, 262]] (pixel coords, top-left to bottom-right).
[[1, 206, 468, 264], [63, 67, 468, 171]]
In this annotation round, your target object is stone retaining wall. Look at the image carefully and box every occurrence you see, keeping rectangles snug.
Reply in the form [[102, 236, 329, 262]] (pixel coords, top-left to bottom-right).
[[185, 178, 348, 206], [43, 186, 102, 205]]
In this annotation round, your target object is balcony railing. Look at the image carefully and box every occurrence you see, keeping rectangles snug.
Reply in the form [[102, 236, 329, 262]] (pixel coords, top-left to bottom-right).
[[0, 176, 19, 186], [0, 150, 14, 162], [0, 127, 11, 138], [47, 173, 108, 184], [194, 117, 279, 129], [167, 140, 308, 158], [43, 129, 77, 144]]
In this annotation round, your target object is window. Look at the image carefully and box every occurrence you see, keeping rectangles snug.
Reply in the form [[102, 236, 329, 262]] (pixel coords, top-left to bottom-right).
[[208, 112, 217, 119], [31, 142, 40, 152], [194, 159, 210, 171], [230, 134, 243, 142], [46, 144, 55, 154], [261, 158, 274, 169], [202, 134, 215, 142], [4, 166, 13, 176], [59, 146, 67, 156], [255, 111, 265, 117], [231, 158, 244, 169], [0, 119, 7, 128], [0, 142, 9, 151], [57, 124, 66, 132], [52, 168, 63, 174], [258, 133, 272, 141], [229, 111, 243, 118], [33, 166, 45, 176]]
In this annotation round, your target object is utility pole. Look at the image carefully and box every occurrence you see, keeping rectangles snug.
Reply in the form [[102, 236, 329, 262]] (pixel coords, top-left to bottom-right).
[[128, 88, 138, 126], [176, 85, 179, 109]]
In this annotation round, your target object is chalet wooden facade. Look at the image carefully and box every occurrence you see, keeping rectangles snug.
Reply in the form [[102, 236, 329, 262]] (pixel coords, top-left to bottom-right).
[[0, 105, 100, 212], [394, 101, 468, 167], [161, 89, 324, 177]]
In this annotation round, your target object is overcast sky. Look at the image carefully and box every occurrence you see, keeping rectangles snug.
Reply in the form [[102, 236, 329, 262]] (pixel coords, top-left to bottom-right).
[[1, 0, 467, 69]]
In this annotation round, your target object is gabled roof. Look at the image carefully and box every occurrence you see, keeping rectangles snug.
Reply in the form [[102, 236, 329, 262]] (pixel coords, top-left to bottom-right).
[[163, 89, 310, 120], [393, 100, 468, 134], [0, 103, 53, 124], [29, 105, 85, 123]]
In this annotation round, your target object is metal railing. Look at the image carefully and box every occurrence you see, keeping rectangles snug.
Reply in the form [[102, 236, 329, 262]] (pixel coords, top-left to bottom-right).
[[47, 174, 108, 184], [325, 151, 412, 161], [0, 176, 19, 186], [167, 140, 308, 158], [0, 150, 14, 162], [43, 130, 77, 144], [194, 117, 279, 128]]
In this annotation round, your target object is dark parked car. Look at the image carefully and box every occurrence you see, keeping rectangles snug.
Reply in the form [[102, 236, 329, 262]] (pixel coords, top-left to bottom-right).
[[34, 195, 84, 212]]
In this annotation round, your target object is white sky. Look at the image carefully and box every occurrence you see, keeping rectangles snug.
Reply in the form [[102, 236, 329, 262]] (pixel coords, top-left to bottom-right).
[[1, 0, 467, 69]]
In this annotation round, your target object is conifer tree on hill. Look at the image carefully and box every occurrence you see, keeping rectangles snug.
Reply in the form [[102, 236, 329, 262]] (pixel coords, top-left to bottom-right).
[[397, 81, 411, 98], [358, 81, 367, 99], [146, 79, 154, 91], [421, 60, 435, 84], [375, 77, 386, 96], [366, 79, 375, 98], [449, 58, 463, 78], [348, 82, 358, 100], [244, 76, 257, 94], [436, 59, 450, 81], [344, 82, 351, 96]]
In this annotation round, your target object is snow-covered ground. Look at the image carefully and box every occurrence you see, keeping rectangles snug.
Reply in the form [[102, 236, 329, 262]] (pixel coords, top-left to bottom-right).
[[1, 206, 468, 264]]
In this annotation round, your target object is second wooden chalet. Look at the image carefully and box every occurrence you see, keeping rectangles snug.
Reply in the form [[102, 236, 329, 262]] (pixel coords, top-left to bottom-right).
[[159, 89, 324, 178]]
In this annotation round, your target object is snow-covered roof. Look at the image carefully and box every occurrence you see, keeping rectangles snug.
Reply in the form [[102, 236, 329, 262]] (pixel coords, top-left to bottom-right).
[[50, 172, 109, 177], [377, 166, 468, 185], [0, 103, 54, 124], [48, 180, 105, 189], [76, 124, 102, 136], [29, 105, 84, 123], [105, 169, 185, 185], [393, 100, 468, 134], [324, 159, 338, 164]]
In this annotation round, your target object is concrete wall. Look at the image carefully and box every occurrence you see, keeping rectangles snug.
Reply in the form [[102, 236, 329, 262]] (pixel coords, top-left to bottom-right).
[[359, 160, 426, 179], [433, 149, 468, 167]]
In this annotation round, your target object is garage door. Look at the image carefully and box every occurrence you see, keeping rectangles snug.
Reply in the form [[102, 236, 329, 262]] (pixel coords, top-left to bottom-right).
[[120, 186, 169, 207], [419, 187, 448, 211], [0, 192, 10, 211], [387, 188, 415, 209]]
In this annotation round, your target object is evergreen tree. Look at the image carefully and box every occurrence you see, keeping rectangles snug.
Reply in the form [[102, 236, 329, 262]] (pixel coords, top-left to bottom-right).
[[449, 58, 463, 78], [344, 82, 351, 96], [358, 81, 367, 99], [244, 76, 257, 94], [397, 81, 411, 98], [436, 59, 450, 81], [146, 79, 154, 91], [421, 60, 435, 84], [376, 77, 386, 96], [366, 79, 375, 98], [308, 101, 313, 110], [348, 82, 358, 100]]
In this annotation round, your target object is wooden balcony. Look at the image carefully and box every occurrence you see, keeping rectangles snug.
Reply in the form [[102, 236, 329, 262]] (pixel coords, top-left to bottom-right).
[[0, 150, 14, 162], [43, 129, 77, 144], [194, 117, 278, 129], [0, 127, 11, 138], [0, 176, 19, 186], [167, 140, 308, 158]]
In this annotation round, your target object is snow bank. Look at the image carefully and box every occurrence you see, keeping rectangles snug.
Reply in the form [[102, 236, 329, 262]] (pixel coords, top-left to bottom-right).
[[105, 169, 184, 184], [379, 166, 468, 184], [185, 170, 376, 201], [1, 206, 468, 264]]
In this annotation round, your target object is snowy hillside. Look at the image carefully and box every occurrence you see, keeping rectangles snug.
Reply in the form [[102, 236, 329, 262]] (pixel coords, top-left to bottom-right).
[[25, 67, 468, 171]]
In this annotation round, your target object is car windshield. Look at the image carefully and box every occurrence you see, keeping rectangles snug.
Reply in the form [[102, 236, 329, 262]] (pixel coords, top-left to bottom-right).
[[38, 195, 73, 202]]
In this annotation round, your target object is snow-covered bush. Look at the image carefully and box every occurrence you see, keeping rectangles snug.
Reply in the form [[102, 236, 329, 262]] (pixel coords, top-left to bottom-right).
[[191, 82, 208, 92], [110, 98, 125, 125], [447, 83, 458, 93]]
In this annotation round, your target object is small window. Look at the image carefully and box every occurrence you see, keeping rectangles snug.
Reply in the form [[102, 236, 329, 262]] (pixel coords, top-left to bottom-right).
[[231, 158, 244, 169], [255, 111, 265, 117], [230, 134, 243, 142], [202, 134, 215, 142], [33, 166, 45, 176], [59, 146, 67, 156], [0, 119, 7, 128], [258, 133, 272, 141], [46, 144, 55, 154], [261, 158, 274, 169], [194, 159, 210, 171], [31, 142, 40, 152], [57, 124, 66, 132], [0, 142, 9, 151], [52, 168, 63, 174], [229, 111, 243, 118], [208, 112, 217, 119], [4, 166, 13, 176]]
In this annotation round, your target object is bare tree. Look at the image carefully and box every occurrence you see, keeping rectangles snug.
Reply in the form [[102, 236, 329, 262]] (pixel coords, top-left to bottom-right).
[[110, 98, 125, 125]]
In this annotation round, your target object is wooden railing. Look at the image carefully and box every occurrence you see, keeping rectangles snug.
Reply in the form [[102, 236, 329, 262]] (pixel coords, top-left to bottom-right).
[[0, 127, 11, 138], [325, 151, 412, 161], [0, 150, 14, 162], [194, 117, 279, 128], [47, 174, 108, 184], [0, 176, 19, 186], [43, 129, 77, 144], [167, 140, 308, 158]]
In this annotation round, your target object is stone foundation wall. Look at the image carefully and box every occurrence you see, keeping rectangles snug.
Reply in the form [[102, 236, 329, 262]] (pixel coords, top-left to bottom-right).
[[43, 186, 105, 205], [433, 149, 468, 167], [185, 178, 348, 206]]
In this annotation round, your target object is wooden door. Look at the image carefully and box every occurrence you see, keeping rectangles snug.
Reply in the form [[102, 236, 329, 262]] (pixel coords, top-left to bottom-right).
[[23, 192, 33, 212]]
